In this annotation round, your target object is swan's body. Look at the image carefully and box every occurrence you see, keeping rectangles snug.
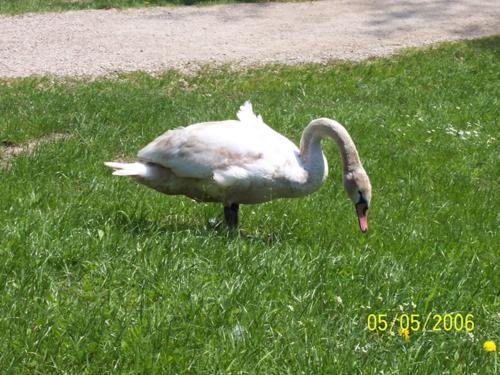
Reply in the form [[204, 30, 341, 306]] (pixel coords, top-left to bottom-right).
[[105, 102, 372, 231]]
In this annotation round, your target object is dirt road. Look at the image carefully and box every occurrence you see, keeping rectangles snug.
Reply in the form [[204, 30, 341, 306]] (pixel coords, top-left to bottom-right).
[[0, 0, 498, 77]]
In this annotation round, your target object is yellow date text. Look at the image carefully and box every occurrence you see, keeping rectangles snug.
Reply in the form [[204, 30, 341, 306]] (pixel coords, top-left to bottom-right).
[[366, 313, 474, 333]]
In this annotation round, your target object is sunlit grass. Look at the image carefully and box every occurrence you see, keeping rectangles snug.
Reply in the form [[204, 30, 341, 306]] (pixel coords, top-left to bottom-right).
[[0, 37, 499, 372]]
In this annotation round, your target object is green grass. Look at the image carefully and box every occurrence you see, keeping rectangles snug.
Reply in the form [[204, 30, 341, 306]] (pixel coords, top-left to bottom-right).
[[0, 37, 499, 373], [0, 0, 283, 15]]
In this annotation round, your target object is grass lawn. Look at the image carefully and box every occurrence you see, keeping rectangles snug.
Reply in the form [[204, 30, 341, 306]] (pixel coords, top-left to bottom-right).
[[0, 0, 278, 15], [0, 37, 499, 373]]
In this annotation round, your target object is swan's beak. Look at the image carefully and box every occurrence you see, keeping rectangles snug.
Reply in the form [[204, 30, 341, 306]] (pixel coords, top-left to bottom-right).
[[355, 202, 368, 233]]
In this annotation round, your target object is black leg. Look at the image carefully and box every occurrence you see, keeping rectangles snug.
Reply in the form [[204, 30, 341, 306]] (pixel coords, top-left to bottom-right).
[[223, 203, 239, 228]]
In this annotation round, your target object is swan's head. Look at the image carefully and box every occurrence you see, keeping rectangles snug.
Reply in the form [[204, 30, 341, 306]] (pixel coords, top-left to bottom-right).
[[343, 167, 372, 233]]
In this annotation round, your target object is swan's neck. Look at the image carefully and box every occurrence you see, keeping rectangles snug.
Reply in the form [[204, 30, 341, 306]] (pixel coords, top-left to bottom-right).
[[299, 118, 361, 189]]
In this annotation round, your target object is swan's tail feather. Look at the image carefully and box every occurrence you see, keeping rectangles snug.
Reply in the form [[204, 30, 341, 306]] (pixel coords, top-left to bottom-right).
[[237, 101, 264, 125], [104, 161, 148, 177]]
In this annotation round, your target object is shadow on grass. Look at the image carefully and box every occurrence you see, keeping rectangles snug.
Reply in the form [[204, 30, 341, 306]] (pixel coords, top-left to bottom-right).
[[112, 209, 212, 234], [110, 209, 287, 245], [464, 35, 500, 55]]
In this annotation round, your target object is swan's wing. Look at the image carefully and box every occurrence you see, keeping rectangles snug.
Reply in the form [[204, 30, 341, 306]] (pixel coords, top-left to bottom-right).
[[137, 121, 299, 183], [236, 101, 265, 127], [237, 102, 296, 143]]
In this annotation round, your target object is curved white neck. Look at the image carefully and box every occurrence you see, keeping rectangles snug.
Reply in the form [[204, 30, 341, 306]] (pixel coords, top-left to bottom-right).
[[299, 118, 361, 190]]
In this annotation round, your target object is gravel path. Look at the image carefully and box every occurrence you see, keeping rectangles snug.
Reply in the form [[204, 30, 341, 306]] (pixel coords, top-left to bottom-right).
[[0, 0, 498, 77]]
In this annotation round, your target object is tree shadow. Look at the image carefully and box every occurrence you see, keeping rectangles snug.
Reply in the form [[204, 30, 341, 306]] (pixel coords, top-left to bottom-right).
[[362, 0, 500, 39]]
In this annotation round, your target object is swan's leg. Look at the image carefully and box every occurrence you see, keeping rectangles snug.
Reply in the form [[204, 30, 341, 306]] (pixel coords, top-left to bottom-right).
[[223, 203, 239, 228]]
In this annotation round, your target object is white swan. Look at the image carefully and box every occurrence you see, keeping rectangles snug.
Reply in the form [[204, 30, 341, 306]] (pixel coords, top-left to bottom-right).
[[105, 101, 372, 231]]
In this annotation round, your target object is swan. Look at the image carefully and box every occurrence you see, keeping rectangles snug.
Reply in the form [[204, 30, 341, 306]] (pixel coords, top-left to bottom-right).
[[105, 101, 372, 231]]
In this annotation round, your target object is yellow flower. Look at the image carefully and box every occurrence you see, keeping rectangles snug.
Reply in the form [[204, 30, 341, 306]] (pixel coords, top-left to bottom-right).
[[483, 340, 496, 352], [399, 328, 410, 341]]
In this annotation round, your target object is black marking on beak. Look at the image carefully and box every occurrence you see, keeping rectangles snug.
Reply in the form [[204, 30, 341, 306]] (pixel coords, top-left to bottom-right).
[[357, 191, 368, 206]]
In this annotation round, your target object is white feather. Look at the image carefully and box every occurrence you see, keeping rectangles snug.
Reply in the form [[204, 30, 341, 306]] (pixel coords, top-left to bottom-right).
[[236, 101, 264, 126], [104, 162, 149, 177]]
